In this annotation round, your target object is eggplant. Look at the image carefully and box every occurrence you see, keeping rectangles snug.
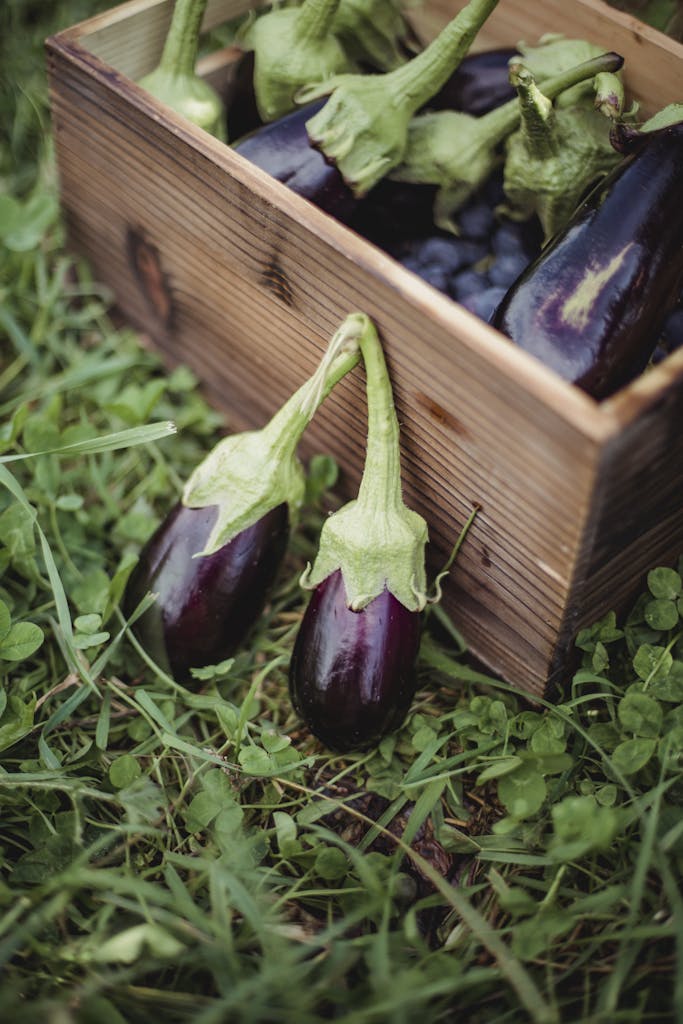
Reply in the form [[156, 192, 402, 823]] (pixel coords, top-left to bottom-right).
[[234, 100, 438, 238], [233, 100, 359, 223], [290, 315, 432, 752], [500, 59, 623, 243], [390, 51, 623, 233], [124, 502, 288, 683], [428, 46, 519, 115], [123, 316, 362, 683], [299, 0, 502, 197], [289, 569, 421, 751], [491, 118, 683, 398], [138, 0, 225, 140], [236, 0, 352, 126]]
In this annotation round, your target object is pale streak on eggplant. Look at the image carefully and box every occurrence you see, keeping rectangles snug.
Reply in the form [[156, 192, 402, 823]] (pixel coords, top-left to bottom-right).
[[559, 241, 635, 330]]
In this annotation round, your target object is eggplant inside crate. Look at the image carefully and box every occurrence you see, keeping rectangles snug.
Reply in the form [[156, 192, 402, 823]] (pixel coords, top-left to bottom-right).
[[46, 0, 683, 698]]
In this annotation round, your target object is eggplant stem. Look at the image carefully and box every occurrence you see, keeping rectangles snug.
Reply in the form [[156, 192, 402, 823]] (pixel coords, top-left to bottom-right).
[[261, 318, 363, 463], [298, 316, 365, 419], [354, 320, 403, 516], [510, 63, 559, 161], [181, 317, 361, 554], [296, 0, 342, 43], [387, 0, 500, 110], [593, 71, 625, 120], [299, 315, 429, 613], [427, 503, 480, 605], [157, 0, 208, 77]]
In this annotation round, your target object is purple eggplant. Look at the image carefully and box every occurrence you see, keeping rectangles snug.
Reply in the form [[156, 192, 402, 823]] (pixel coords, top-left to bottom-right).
[[124, 502, 288, 683], [290, 569, 421, 751], [391, 51, 624, 234], [428, 46, 519, 115], [289, 315, 433, 752], [300, 0, 502, 197], [233, 100, 439, 238], [233, 99, 359, 223], [225, 51, 263, 143], [491, 118, 683, 398], [123, 317, 362, 683]]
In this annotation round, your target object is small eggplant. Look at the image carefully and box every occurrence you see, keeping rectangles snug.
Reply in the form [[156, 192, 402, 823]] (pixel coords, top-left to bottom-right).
[[124, 501, 288, 682], [427, 46, 519, 115], [124, 317, 363, 683], [290, 315, 431, 752], [491, 115, 683, 397], [290, 570, 421, 751], [233, 100, 359, 223], [138, 0, 225, 140]]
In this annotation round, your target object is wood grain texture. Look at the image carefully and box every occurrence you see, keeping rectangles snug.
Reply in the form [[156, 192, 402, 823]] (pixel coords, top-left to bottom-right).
[[46, 0, 683, 696]]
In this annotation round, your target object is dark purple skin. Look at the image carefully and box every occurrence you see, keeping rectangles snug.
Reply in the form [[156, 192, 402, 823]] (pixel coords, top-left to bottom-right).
[[124, 501, 289, 683], [233, 98, 443, 239], [289, 569, 421, 752], [233, 100, 360, 223], [231, 49, 522, 240], [226, 51, 263, 143], [491, 121, 683, 398], [427, 47, 519, 116]]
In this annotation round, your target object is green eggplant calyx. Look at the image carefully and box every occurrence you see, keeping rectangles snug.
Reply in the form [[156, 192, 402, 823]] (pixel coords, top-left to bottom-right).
[[139, 0, 225, 139], [241, 0, 352, 123], [139, 67, 225, 138], [182, 316, 362, 554], [641, 103, 683, 132], [502, 53, 624, 243], [301, 316, 430, 613], [510, 63, 559, 162], [299, 0, 501, 197], [391, 51, 623, 232], [332, 0, 410, 71]]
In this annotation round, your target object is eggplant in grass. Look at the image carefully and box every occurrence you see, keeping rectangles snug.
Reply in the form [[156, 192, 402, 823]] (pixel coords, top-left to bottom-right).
[[124, 318, 362, 683], [491, 108, 683, 398], [289, 315, 433, 752]]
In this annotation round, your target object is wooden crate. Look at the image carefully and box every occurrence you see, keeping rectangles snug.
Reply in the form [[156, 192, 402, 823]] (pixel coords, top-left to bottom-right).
[[46, 0, 683, 698]]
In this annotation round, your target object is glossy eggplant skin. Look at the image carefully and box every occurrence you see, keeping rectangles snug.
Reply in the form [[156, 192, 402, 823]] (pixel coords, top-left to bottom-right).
[[124, 501, 289, 683], [428, 47, 518, 116], [289, 569, 421, 752], [491, 122, 683, 398], [225, 51, 263, 143], [233, 100, 359, 223]]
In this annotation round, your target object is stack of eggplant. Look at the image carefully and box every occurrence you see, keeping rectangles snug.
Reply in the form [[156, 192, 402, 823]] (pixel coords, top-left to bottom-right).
[[126, 0, 683, 750], [141, 0, 683, 399]]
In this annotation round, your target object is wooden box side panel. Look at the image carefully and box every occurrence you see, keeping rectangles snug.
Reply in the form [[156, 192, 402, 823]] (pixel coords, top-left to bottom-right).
[[570, 368, 683, 634], [47, 37, 608, 695]]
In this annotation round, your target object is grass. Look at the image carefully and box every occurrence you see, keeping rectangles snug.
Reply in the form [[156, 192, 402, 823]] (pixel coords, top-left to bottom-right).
[[1, 2, 682, 1021]]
